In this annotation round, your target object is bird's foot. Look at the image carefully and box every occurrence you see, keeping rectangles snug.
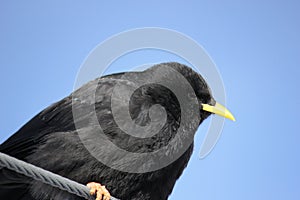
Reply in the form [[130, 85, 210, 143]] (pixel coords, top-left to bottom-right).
[[87, 182, 111, 200]]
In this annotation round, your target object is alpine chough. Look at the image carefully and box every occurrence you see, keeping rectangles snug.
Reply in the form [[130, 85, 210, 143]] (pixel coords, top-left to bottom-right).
[[0, 62, 235, 200]]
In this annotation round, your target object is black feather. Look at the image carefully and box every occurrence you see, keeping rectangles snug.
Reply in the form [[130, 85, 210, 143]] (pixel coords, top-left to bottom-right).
[[0, 62, 213, 200]]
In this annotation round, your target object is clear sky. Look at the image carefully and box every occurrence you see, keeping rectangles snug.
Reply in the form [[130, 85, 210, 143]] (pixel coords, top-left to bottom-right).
[[1, 1, 300, 199]]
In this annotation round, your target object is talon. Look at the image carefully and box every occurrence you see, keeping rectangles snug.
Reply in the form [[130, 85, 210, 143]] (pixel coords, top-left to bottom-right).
[[87, 182, 111, 200]]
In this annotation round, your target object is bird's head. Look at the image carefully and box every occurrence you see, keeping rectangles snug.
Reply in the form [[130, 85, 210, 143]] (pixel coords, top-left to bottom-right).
[[149, 62, 235, 124]]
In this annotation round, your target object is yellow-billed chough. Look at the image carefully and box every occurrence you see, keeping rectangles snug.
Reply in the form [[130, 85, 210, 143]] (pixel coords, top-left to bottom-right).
[[0, 62, 234, 200]]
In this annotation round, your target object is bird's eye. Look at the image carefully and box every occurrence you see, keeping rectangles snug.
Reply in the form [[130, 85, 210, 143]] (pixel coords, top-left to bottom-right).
[[200, 94, 211, 104]]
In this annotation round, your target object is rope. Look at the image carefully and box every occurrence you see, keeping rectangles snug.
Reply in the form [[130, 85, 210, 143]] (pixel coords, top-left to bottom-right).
[[0, 152, 119, 200]]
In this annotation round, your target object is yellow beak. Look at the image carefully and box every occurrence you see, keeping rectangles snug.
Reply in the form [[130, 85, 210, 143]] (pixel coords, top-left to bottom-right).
[[202, 102, 236, 121]]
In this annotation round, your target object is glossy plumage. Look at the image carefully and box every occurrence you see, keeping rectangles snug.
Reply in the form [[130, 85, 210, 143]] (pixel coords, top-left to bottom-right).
[[0, 62, 214, 200]]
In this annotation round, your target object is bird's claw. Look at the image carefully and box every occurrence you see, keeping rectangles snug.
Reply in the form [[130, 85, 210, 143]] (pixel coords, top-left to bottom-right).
[[87, 182, 111, 200]]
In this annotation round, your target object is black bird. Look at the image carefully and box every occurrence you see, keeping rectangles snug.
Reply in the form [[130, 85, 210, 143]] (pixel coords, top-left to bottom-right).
[[0, 62, 234, 200]]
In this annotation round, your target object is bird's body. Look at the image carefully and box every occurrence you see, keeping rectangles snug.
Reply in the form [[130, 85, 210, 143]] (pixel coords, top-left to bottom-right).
[[0, 62, 216, 200]]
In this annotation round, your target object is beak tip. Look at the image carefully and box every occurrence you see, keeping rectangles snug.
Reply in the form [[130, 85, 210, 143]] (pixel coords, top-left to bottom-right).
[[228, 114, 236, 122]]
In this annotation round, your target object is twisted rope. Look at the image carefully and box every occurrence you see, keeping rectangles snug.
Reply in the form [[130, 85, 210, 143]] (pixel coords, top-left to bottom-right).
[[0, 152, 119, 200]]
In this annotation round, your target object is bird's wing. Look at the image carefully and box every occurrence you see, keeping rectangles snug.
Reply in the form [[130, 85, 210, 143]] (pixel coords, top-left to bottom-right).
[[0, 97, 73, 158], [0, 96, 78, 199], [0, 72, 126, 157], [0, 73, 128, 200]]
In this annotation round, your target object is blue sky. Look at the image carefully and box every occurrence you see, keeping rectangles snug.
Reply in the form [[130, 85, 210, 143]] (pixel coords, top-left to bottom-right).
[[1, 1, 300, 199]]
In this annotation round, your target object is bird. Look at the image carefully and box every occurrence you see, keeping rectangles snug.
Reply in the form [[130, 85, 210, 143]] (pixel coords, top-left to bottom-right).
[[0, 62, 235, 200]]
